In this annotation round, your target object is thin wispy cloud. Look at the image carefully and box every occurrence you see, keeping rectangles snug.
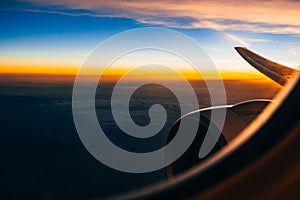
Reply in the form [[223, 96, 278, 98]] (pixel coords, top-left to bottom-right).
[[225, 34, 250, 47], [16, 0, 300, 34]]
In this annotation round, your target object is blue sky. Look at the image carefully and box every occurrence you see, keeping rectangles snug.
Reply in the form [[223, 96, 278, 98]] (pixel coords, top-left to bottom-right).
[[1, 0, 299, 73]]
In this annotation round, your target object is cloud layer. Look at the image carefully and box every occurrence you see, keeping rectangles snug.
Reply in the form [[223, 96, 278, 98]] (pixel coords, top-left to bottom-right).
[[18, 0, 300, 34]]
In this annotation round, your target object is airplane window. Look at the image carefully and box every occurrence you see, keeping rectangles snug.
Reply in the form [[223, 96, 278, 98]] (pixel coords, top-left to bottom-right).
[[1, 1, 299, 200]]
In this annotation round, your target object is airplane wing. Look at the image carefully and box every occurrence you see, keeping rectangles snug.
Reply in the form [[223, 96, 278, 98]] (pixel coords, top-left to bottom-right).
[[235, 47, 298, 86], [167, 47, 298, 176]]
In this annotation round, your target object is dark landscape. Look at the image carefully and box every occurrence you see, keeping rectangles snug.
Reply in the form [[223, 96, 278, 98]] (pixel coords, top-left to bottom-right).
[[0, 74, 281, 199]]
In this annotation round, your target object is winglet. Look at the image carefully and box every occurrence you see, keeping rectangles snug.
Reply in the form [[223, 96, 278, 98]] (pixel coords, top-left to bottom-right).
[[235, 47, 297, 86]]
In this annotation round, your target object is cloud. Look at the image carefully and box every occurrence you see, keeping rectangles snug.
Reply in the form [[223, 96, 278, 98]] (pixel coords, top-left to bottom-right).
[[14, 0, 300, 34], [225, 33, 274, 47], [225, 34, 250, 47]]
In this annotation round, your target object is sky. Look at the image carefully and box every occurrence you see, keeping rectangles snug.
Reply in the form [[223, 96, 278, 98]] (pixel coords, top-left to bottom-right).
[[0, 0, 300, 75]]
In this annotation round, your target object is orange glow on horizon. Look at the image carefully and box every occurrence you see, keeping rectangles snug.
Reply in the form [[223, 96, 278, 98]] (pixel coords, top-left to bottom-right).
[[0, 55, 272, 82], [0, 66, 271, 82]]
